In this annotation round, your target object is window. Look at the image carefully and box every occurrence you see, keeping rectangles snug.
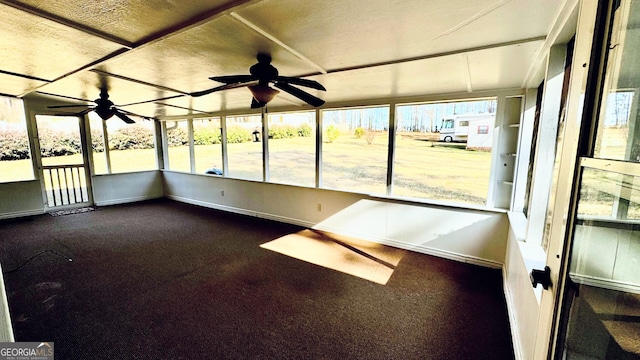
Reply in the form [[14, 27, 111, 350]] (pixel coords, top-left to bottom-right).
[[582, 0, 640, 221], [89, 113, 108, 175], [268, 111, 315, 187], [393, 100, 496, 205], [226, 115, 262, 181], [0, 96, 33, 182], [36, 115, 83, 167], [559, 2, 640, 356], [166, 120, 190, 173], [577, 168, 640, 218], [106, 119, 157, 173], [321, 107, 389, 194], [194, 117, 222, 175], [594, 90, 637, 161]]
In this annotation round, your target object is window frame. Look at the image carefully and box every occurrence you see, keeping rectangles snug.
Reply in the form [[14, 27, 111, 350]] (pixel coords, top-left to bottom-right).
[[158, 90, 521, 211], [0, 96, 35, 183]]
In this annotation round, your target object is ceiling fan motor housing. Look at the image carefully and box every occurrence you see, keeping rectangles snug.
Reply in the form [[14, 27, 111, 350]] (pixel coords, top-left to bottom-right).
[[250, 62, 278, 84], [95, 98, 116, 120]]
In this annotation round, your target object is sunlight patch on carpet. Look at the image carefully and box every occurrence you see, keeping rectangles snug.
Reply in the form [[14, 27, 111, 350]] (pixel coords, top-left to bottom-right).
[[260, 229, 406, 285]]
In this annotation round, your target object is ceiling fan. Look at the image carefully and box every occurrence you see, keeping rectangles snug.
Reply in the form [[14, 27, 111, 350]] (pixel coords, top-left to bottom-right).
[[48, 88, 152, 124], [191, 53, 326, 108]]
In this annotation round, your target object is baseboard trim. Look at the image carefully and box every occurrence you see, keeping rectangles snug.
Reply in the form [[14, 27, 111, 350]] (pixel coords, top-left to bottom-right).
[[94, 195, 162, 207], [165, 196, 317, 228], [256, 212, 316, 229], [0, 209, 44, 220], [167, 196, 503, 269], [165, 195, 258, 217]]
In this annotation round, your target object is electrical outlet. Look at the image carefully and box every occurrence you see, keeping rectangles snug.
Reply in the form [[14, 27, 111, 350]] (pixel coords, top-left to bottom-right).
[[220, 190, 225, 196], [317, 203, 322, 212]]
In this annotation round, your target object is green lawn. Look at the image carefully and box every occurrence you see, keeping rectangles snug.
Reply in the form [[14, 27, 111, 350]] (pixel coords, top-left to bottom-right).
[[2, 135, 493, 205]]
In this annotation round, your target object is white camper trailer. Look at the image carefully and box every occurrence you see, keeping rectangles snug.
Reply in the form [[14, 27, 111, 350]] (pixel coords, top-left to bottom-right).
[[439, 114, 495, 146]]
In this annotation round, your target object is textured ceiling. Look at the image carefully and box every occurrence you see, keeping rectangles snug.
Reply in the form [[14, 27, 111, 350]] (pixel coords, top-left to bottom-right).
[[0, 0, 573, 118]]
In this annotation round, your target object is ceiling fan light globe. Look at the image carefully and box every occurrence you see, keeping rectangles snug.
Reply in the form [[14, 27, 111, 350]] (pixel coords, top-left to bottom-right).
[[248, 85, 279, 104]]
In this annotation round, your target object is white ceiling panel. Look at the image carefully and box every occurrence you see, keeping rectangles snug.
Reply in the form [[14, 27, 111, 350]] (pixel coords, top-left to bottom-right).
[[8, 0, 241, 43], [424, 0, 561, 53], [235, 0, 562, 71], [0, 74, 48, 97], [235, 0, 501, 70], [0, 0, 574, 117], [0, 3, 124, 82], [466, 40, 546, 91], [315, 55, 470, 104], [100, 15, 318, 96]]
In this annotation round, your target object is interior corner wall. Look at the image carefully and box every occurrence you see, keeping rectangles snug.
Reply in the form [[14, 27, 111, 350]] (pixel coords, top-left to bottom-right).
[[0, 181, 45, 219], [162, 171, 509, 268]]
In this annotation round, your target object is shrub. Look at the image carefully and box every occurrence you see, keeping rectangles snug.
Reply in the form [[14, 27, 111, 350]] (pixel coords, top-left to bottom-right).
[[325, 124, 340, 143], [167, 127, 188, 147], [194, 127, 221, 145], [109, 125, 154, 150], [226, 126, 252, 144], [91, 128, 105, 153], [298, 123, 312, 137], [269, 125, 298, 139], [0, 129, 31, 160], [354, 127, 366, 139], [38, 128, 81, 157]]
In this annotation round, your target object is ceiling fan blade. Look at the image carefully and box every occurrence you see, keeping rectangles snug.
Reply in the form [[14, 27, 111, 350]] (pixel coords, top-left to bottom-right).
[[48, 112, 84, 117], [113, 110, 136, 124], [78, 108, 94, 116], [273, 82, 325, 107], [47, 104, 91, 109], [191, 81, 259, 97], [118, 109, 157, 121], [210, 75, 257, 84], [276, 76, 326, 91]]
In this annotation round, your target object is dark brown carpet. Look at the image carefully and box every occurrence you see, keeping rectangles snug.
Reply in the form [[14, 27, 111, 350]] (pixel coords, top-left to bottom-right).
[[0, 199, 514, 359]]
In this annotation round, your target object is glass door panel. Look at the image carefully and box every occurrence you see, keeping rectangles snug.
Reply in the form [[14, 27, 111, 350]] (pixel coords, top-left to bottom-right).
[[36, 115, 90, 208], [561, 167, 640, 359]]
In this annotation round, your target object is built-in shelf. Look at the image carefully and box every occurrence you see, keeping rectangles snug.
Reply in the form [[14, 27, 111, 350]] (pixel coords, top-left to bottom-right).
[[491, 95, 522, 210]]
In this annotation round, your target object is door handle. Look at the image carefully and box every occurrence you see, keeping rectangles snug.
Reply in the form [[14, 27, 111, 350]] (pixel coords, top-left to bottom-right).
[[530, 266, 552, 290]]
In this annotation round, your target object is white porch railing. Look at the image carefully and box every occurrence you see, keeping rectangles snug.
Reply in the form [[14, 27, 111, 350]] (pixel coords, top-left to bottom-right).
[[42, 164, 88, 207]]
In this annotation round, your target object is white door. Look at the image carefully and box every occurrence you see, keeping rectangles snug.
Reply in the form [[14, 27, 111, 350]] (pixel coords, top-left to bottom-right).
[[35, 114, 93, 210], [530, 1, 601, 358], [533, 0, 640, 358]]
